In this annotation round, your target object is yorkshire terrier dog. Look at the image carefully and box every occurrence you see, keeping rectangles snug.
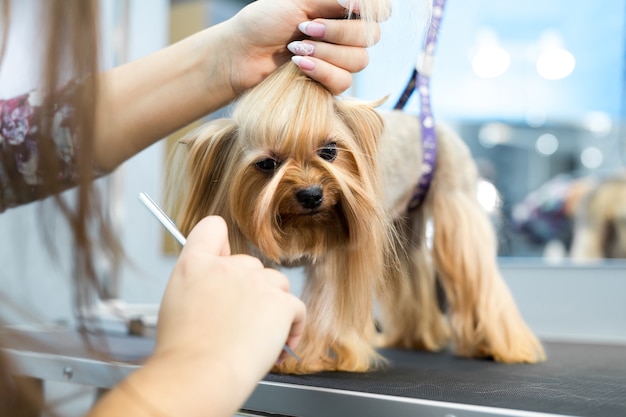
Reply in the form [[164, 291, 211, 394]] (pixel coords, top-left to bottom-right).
[[570, 171, 626, 260], [166, 61, 545, 374]]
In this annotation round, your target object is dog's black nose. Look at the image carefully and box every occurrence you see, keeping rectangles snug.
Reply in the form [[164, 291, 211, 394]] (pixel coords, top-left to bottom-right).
[[296, 186, 323, 209]]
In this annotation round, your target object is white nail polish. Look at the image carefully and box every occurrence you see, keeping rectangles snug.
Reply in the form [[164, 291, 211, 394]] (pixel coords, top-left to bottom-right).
[[297, 21, 326, 38], [288, 41, 315, 56], [291, 56, 316, 71], [337, 0, 349, 7], [298, 21, 311, 34]]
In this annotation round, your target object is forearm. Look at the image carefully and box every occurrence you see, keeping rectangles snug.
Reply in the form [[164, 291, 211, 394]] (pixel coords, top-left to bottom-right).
[[88, 353, 256, 417], [93, 22, 235, 172]]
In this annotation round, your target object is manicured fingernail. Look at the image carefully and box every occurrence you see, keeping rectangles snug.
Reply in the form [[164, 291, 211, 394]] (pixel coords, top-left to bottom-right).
[[288, 41, 315, 56], [298, 21, 326, 38], [337, 0, 349, 7], [291, 56, 316, 71]]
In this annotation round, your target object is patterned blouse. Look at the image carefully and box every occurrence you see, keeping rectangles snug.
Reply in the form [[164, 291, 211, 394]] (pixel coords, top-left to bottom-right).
[[0, 82, 81, 213]]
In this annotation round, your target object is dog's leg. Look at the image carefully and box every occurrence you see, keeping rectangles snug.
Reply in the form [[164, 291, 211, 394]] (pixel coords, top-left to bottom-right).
[[431, 187, 545, 363], [378, 213, 450, 352], [273, 251, 382, 374]]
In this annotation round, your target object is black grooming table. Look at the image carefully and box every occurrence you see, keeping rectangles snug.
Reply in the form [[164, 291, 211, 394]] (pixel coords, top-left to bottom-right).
[[4, 328, 626, 417], [253, 342, 626, 417]]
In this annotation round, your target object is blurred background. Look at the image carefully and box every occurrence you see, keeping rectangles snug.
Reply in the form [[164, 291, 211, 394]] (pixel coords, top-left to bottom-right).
[[359, 0, 626, 260], [1, 2, 624, 414]]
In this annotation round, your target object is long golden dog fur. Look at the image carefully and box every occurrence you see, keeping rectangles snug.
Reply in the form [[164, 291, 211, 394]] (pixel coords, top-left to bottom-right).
[[166, 0, 545, 374]]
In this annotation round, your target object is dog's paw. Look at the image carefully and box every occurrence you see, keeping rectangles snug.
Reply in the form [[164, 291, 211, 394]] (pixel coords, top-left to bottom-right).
[[376, 317, 451, 353], [453, 319, 546, 364], [271, 355, 336, 375], [465, 342, 546, 364], [484, 332, 546, 364], [377, 330, 450, 352], [271, 343, 384, 374]]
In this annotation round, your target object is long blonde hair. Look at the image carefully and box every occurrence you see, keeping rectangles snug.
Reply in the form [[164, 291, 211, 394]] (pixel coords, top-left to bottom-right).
[[0, 1, 119, 415]]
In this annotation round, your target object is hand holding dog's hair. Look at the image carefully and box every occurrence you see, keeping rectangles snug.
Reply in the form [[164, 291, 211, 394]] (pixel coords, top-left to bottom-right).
[[224, 0, 389, 95], [89, 216, 306, 417], [94, 0, 387, 171]]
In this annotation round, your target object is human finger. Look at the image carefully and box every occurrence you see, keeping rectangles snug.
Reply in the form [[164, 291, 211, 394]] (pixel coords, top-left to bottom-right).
[[223, 253, 291, 293], [276, 295, 307, 364], [299, 0, 352, 19], [288, 40, 369, 73], [340, 0, 392, 20], [228, 253, 265, 270], [261, 267, 292, 293], [184, 216, 231, 257], [298, 18, 381, 47], [303, 0, 391, 22], [291, 55, 353, 95]]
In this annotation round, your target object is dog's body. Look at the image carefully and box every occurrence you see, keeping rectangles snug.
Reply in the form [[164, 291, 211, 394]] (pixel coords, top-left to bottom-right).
[[167, 63, 545, 374], [377, 111, 544, 362]]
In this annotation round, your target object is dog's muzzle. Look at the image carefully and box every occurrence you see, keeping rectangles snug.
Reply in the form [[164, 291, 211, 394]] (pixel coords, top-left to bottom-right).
[[296, 186, 323, 210]]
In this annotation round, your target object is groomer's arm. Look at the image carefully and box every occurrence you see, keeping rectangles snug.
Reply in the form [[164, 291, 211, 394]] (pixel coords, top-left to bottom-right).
[[87, 217, 306, 417], [91, 0, 380, 172]]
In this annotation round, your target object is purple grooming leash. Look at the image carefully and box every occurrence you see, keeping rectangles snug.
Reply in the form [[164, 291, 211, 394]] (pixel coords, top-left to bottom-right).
[[394, 0, 445, 212]]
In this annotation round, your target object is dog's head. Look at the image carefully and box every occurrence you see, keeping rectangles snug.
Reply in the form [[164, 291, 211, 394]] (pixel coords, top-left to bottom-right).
[[171, 63, 386, 264]]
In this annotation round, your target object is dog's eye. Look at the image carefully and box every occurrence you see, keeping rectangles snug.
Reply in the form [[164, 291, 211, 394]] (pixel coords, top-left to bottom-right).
[[255, 158, 280, 173], [318, 142, 338, 162]]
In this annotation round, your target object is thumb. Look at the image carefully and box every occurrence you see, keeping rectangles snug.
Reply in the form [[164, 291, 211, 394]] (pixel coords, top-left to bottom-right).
[[183, 216, 232, 257]]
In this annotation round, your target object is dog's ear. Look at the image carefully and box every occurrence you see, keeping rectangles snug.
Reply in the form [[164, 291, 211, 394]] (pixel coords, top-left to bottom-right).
[[165, 119, 239, 236], [334, 98, 386, 156]]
